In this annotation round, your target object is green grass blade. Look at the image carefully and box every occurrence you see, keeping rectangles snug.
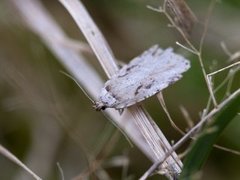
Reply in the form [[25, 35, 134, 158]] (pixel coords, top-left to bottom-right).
[[180, 94, 240, 180]]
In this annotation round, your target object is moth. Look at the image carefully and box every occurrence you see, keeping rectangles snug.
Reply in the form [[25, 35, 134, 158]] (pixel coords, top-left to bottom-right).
[[94, 45, 190, 110]]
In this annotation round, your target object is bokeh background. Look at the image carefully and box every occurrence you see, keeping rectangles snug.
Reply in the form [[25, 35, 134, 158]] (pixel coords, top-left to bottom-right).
[[0, 0, 240, 179]]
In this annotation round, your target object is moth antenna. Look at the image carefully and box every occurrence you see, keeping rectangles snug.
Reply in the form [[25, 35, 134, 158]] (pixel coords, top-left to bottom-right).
[[61, 73, 134, 155], [59, 71, 95, 103]]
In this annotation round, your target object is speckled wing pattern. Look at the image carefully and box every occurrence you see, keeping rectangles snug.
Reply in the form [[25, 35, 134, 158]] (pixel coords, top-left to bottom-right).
[[98, 45, 190, 110]]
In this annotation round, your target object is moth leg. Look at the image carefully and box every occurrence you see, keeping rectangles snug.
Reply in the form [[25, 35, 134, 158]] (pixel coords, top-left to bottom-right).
[[117, 60, 126, 69], [118, 108, 124, 115], [93, 101, 106, 111]]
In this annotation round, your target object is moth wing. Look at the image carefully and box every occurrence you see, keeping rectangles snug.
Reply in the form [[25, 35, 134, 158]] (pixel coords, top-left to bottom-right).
[[100, 46, 190, 109]]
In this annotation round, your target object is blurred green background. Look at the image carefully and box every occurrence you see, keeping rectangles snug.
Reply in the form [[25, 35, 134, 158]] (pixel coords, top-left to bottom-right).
[[0, 0, 240, 179]]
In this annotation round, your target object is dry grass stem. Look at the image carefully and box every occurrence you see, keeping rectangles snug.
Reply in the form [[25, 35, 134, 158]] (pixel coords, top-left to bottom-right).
[[220, 42, 232, 57], [140, 88, 240, 179], [59, 38, 92, 54], [57, 162, 65, 180], [0, 61, 63, 179], [228, 52, 240, 62], [9, 0, 239, 179], [197, 0, 218, 107], [59, 0, 183, 178], [73, 130, 120, 180], [151, 0, 220, 107], [10, 0, 183, 178], [164, 0, 197, 39], [0, 144, 42, 180], [179, 106, 194, 129], [157, 99, 240, 157], [59, 0, 119, 78], [207, 61, 240, 77], [157, 93, 185, 135], [141, 7, 240, 170]]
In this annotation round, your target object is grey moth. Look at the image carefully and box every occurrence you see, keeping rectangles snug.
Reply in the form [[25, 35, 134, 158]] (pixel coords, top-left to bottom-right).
[[94, 45, 190, 110]]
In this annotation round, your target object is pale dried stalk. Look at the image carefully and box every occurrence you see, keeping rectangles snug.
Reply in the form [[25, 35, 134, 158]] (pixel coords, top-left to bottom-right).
[[157, 93, 185, 134], [150, 1, 218, 107], [0, 144, 42, 180], [141, 87, 240, 179], [142, 0, 240, 178], [0, 61, 63, 179], [59, 0, 182, 178], [207, 61, 240, 77], [60, 0, 119, 78], [10, 0, 182, 178], [15, 118, 62, 180]]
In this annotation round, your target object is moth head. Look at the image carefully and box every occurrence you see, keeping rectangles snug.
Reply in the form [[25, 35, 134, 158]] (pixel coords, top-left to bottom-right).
[[93, 101, 106, 111]]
